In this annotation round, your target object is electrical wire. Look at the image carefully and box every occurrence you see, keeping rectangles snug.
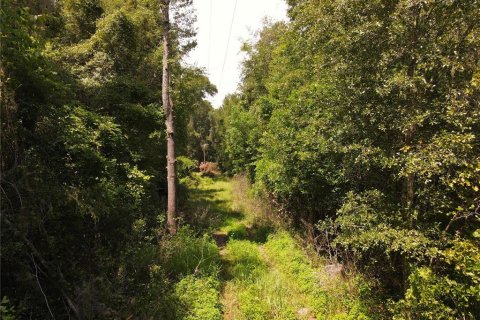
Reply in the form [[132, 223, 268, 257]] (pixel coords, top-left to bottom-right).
[[207, 0, 213, 70], [219, 0, 238, 88]]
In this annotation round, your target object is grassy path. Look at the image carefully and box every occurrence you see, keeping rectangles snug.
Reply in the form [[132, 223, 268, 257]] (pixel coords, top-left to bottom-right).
[[184, 174, 368, 320]]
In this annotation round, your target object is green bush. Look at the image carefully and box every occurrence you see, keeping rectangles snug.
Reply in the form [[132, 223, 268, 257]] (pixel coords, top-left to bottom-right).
[[213, 1, 480, 317], [392, 235, 480, 319]]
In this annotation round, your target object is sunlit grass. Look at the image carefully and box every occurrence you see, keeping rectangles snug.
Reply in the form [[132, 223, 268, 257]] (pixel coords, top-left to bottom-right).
[[181, 174, 370, 319]]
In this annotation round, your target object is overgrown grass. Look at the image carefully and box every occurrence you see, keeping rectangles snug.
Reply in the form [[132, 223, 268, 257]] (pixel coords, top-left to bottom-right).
[[222, 240, 297, 319], [161, 227, 220, 277], [264, 232, 328, 316], [174, 275, 222, 320], [177, 174, 372, 319], [224, 240, 267, 281], [264, 232, 371, 320], [224, 176, 371, 319], [172, 173, 249, 319], [181, 173, 245, 234], [159, 227, 222, 319]]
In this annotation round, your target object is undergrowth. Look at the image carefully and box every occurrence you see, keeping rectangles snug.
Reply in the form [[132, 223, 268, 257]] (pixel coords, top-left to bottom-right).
[[176, 174, 374, 319], [263, 232, 371, 320], [223, 240, 297, 319], [160, 227, 222, 319]]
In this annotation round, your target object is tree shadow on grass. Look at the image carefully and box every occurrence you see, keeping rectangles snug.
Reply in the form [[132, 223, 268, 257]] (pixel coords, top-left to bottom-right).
[[181, 176, 246, 234], [181, 174, 275, 245]]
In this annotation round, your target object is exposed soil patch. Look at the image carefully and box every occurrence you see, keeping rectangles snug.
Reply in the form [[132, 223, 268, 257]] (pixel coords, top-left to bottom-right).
[[212, 231, 228, 247]]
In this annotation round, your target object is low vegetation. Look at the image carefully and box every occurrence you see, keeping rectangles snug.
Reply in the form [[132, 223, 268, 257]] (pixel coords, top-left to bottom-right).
[[2, 0, 478, 318], [184, 174, 371, 319]]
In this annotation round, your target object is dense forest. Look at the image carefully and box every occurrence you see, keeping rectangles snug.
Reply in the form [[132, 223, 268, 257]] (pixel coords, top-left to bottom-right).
[[1, 0, 479, 319], [214, 0, 480, 318]]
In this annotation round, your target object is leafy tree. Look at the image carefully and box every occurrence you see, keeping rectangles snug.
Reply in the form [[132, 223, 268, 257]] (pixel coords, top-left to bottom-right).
[[217, 0, 480, 317], [1, 0, 215, 317]]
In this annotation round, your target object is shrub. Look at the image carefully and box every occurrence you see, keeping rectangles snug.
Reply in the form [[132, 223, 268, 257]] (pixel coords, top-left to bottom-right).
[[392, 236, 480, 319], [0, 297, 16, 320]]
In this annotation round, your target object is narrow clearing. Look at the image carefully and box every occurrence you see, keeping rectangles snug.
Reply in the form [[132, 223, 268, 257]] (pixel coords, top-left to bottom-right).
[[185, 174, 366, 319]]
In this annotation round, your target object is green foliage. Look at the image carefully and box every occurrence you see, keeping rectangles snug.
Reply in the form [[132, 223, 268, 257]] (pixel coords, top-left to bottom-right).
[[224, 103, 259, 178], [214, 0, 480, 317], [0, 297, 16, 320], [392, 235, 480, 319], [334, 191, 431, 261], [177, 156, 198, 179], [4, 0, 480, 317], [62, 0, 103, 41], [162, 227, 221, 277], [1, 0, 217, 318], [174, 275, 222, 320], [174, 68, 217, 162], [392, 267, 459, 319]]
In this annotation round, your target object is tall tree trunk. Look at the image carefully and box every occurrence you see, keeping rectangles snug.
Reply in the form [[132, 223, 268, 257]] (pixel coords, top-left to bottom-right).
[[162, 0, 177, 234]]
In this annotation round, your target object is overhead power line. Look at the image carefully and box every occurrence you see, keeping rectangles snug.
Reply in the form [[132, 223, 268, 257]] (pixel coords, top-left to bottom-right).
[[207, 0, 213, 70], [219, 0, 238, 89]]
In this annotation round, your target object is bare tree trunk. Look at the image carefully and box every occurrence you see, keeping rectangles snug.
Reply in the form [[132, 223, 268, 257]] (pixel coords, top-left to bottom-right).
[[161, 0, 177, 234]]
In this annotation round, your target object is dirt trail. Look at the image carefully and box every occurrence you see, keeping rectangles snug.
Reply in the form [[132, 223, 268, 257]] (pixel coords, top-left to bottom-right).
[[187, 174, 362, 319], [188, 175, 318, 319]]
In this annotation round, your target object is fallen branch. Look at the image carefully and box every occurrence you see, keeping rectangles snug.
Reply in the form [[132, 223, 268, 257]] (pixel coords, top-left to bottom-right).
[[32, 254, 56, 319]]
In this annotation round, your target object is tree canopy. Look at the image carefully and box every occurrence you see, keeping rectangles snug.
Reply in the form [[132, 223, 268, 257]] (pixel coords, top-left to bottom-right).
[[1, 0, 216, 317], [213, 0, 480, 318], [1, 0, 479, 319]]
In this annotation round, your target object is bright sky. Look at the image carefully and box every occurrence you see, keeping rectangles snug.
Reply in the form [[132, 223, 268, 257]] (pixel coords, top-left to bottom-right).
[[185, 0, 288, 108]]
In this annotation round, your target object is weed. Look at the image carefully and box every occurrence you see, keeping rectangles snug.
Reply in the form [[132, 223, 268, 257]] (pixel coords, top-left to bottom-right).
[[224, 240, 267, 281], [179, 174, 372, 320], [175, 275, 222, 320], [264, 232, 371, 319], [161, 227, 220, 278], [223, 239, 298, 319]]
